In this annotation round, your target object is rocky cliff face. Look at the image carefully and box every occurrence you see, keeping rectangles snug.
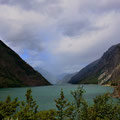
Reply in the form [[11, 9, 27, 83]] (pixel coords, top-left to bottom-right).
[[69, 43, 120, 85], [0, 40, 51, 87]]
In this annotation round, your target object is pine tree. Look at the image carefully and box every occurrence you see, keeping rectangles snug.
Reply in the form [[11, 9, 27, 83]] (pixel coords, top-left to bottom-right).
[[55, 89, 70, 120]]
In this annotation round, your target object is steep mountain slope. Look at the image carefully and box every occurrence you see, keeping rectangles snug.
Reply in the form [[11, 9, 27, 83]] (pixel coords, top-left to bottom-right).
[[0, 40, 50, 87], [69, 43, 120, 85], [58, 72, 77, 84], [35, 67, 58, 84]]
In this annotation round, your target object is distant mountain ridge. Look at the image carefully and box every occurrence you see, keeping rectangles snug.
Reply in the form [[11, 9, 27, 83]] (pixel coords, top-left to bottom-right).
[[35, 67, 58, 84], [69, 43, 120, 85], [0, 40, 50, 88], [57, 73, 67, 81], [58, 72, 77, 84]]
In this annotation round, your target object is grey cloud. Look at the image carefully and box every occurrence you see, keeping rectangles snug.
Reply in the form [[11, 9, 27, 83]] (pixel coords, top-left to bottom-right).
[[60, 20, 90, 37], [59, 20, 101, 37], [0, 0, 33, 10], [0, 18, 44, 53], [9, 27, 43, 51], [78, 0, 120, 14], [0, 0, 120, 76], [0, 0, 61, 14]]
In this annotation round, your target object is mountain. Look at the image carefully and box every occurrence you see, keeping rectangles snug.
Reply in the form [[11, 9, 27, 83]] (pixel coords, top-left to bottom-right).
[[57, 73, 68, 81], [58, 72, 77, 84], [0, 40, 51, 88], [35, 67, 58, 84], [69, 43, 120, 85]]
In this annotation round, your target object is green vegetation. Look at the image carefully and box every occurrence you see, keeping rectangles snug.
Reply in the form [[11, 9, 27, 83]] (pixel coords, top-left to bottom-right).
[[0, 86, 120, 120], [79, 76, 98, 84]]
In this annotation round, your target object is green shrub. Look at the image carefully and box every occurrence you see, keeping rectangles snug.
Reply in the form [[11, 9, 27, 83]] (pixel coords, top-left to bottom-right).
[[36, 109, 57, 120], [0, 96, 19, 119]]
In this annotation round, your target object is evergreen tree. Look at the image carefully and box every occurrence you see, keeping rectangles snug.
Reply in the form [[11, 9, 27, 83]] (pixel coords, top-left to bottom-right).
[[14, 89, 38, 120], [55, 89, 70, 120]]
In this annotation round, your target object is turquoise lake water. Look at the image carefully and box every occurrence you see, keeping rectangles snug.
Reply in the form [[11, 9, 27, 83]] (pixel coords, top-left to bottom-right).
[[0, 84, 114, 111]]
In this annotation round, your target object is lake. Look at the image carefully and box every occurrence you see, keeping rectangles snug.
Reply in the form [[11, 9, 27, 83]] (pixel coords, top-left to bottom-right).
[[0, 84, 114, 111]]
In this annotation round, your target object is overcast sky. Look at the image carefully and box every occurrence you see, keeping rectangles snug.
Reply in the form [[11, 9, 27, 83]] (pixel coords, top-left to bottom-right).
[[0, 0, 120, 75]]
